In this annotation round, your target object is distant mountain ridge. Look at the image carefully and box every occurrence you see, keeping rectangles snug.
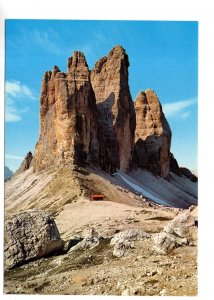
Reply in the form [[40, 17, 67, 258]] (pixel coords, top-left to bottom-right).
[[4, 166, 13, 181]]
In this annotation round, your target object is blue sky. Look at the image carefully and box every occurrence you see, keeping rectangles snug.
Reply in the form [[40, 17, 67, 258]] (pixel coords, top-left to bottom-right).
[[5, 20, 198, 172]]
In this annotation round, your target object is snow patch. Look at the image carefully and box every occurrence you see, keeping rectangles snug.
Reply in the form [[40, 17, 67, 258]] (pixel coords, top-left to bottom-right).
[[114, 171, 170, 206]]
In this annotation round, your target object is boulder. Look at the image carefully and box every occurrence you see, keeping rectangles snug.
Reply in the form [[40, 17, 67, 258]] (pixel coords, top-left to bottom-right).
[[69, 228, 103, 252], [110, 229, 150, 245], [153, 206, 198, 254], [153, 231, 188, 255], [111, 229, 150, 257], [4, 210, 64, 269], [113, 240, 134, 258]]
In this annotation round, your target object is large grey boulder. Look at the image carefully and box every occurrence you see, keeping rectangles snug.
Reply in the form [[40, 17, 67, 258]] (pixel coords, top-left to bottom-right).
[[153, 231, 188, 255], [111, 229, 150, 257], [153, 206, 198, 254], [69, 228, 103, 252], [4, 210, 64, 269], [113, 240, 135, 258], [111, 229, 150, 245]]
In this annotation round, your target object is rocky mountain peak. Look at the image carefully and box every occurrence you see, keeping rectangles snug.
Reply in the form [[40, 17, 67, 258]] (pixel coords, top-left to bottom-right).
[[32, 45, 185, 180], [135, 89, 171, 138], [134, 91, 147, 106], [67, 51, 89, 80], [108, 44, 128, 60], [34, 49, 99, 172], [134, 89, 171, 179], [52, 65, 61, 77], [91, 45, 135, 172]]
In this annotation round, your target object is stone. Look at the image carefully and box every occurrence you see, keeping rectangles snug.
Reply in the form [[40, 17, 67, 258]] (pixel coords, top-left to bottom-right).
[[157, 268, 163, 275], [134, 89, 172, 179], [34, 52, 99, 172], [15, 151, 33, 175], [91, 45, 136, 172], [153, 206, 198, 254], [110, 229, 150, 245], [113, 241, 133, 258], [4, 209, 64, 269], [165, 206, 198, 241], [63, 238, 82, 253], [121, 287, 141, 296], [69, 228, 103, 252], [150, 270, 157, 276], [160, 288, 167, 296], [111, 229, 150, 258], [153, 231, 188, 255]]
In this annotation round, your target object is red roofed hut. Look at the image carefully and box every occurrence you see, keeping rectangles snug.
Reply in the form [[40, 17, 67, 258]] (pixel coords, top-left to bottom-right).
[[90, 194, 105, 201]]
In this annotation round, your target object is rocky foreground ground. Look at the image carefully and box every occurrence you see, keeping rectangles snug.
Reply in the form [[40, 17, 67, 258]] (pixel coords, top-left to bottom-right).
[[4, 194, 197, 296]]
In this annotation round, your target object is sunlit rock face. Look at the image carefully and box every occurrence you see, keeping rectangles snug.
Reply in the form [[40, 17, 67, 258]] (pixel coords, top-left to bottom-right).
[[134, 89, 172, 179], [33, 46, 173, 179], [34, 52, 99, 172]]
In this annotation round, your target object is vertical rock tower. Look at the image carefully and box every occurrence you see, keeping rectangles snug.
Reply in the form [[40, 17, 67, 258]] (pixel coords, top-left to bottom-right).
[[34, 51, 99, 172], [34, 45, 173, 180], [134, 89, 172, 179], [91, 46, 136, 172]]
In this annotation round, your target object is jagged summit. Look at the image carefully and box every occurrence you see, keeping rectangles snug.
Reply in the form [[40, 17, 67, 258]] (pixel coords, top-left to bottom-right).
[[134, 89, 171, 137], [34, 48, 99, 172], [52, 65, 61, 75], [32, 45, 194, 181], [67, 51, 89, 80]]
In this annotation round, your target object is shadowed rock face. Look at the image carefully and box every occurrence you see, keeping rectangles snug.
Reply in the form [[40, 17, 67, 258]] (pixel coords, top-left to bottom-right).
[[34, 52, 99, 172], [170, 152, 198, 182], [91, 46, 136, 172], [170, 152, 181, 175], [134, 90, 172, 179]]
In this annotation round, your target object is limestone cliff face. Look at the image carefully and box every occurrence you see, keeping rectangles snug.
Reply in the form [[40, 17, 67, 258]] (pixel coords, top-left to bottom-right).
[[91, 46, 136, 172], [134, 89, 172, 179], [34, 52, 99, 172], [34, 46, 175, 179]]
